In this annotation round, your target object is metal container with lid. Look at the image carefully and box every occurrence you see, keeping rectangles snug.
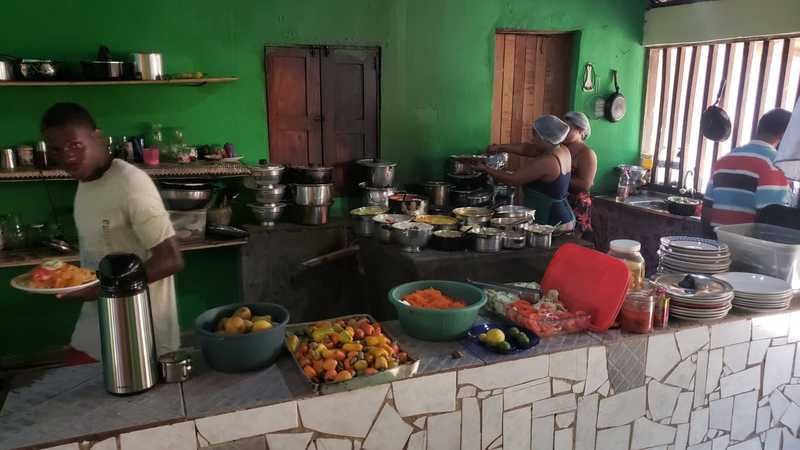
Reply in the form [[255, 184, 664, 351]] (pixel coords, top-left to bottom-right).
[[293, 165, 333, 184], [357, 159, 397, 188], [424, 181, 452, 210], [350, 206, 388, 237], [97, 253, 158, 395], [0, 148, 16, 171], [372, 213, 412, 243], [467, 227, 504, 253], [452, 207, 492, 226], [249, 164, 284, 186], [391, 221, 433, 252], [291, 183, 333, 206], [159, 351, 192, 383], [131, 52, 164, 80]]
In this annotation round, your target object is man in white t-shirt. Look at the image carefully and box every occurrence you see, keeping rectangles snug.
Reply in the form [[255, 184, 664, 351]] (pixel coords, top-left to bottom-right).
[[41, 103, 184, 360]]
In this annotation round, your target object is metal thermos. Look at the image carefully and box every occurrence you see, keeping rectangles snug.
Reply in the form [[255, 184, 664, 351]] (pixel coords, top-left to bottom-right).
[[97, 253, 158, 395], [131, 53, 163, 80]]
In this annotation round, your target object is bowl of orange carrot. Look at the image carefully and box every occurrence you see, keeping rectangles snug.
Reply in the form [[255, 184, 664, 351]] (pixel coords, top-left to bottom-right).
[[388, 280, 486, 341]]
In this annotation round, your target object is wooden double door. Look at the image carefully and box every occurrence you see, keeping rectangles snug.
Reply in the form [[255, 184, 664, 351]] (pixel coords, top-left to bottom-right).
[[266, 46, 379, 192]]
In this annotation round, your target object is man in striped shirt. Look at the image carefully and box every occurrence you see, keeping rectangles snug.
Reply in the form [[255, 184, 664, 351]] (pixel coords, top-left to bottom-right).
[[703, 108, 793, 233]]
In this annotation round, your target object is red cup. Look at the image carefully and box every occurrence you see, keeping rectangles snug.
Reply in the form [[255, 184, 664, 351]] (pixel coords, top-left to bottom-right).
[[143, 148, 160, 166]]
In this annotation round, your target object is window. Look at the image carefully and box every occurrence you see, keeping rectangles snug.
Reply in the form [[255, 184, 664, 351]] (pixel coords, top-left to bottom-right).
[[641, 37, 800, 193]]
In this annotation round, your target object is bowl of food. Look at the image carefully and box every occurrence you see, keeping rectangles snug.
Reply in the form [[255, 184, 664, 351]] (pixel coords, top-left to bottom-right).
[[195, 302, 290, 372], [414, 214, 460, 230], [388, 280, 486, 341]]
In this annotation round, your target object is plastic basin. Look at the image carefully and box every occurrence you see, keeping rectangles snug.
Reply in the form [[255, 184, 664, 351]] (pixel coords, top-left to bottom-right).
[[388, 280, 487, 341], [195, 303, 290, 373]]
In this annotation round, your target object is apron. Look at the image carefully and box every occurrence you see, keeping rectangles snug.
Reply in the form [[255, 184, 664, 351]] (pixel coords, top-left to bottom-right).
[[523, 185, 576, 227]]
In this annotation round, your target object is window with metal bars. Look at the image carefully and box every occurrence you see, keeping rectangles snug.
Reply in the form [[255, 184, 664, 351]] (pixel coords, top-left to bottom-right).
[[641, 36, 800, 193]]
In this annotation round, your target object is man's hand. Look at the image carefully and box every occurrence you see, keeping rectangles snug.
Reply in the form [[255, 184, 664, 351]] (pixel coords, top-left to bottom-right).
[[56, 284, 100, 301]]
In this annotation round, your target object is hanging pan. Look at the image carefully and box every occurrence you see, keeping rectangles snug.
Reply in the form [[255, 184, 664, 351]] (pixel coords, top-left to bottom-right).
[[700, 77, 732, 142], [604, 70, 627, 122]]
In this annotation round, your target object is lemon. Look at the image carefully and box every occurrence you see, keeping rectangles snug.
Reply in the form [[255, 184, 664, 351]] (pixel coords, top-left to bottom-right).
[[485, 329, 506, 345], [479, 333, 488, 343], [252, 320, 273, 332]]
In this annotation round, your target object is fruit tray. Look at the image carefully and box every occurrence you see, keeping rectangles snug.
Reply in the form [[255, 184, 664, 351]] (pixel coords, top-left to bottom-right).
[[285, 314, 420, 395]]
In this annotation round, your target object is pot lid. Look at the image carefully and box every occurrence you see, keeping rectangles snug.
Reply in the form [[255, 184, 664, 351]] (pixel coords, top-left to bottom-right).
[[351, 206, 387, 216], [652, 273, 733, 299], [467, 226, 503, 236], [294, 165, 333, 172], [452, 207, 492, 217], [447, 171, 483, 179], [357, 158, 397, 168], [358, 182, 397, 192], [391, 221, 433, 231], [373, 214, 412, 224]]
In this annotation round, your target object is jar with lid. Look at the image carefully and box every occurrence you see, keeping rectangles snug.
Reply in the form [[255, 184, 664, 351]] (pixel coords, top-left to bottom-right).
[[608, 239, 645, 290], [620, 289, 655, 334]]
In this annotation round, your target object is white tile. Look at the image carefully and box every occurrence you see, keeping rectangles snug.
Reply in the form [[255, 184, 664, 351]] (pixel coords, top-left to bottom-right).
[[503, 406, 532, 450], [793, 377, 800, 383], [709, 396, 734, 431], [648, 380, 682, 421], [505, 379, 551, 410], [597, 386, 646, 428], [532, 393, 576, 418], [784, 428, 800, 449], [748, 339, 770, 365], [694, 350, 709, 409], [196, 401, 297, 445], [723, 342, 749, 373], [726, 437, 762, 450], [120, 420, 196, 450], [786, 384, 800, 404], [393, 372, 456, 417], [688, 408, 708, 445], [671, 392, 694, 424], [631, 417, 676, 449], [300, 385, 387, 438], [781, 402, 800, 435], [459, 356, 548, 390], [596, 424, 630, 450], [41, 444, 79, 450], [90, 437, 117, 450], [674, 423, 689, 450], [764, 427, 781, 450], [427, 411, 460, 450], [552, 379, 571, 394], [647, 333, 681, 381], [407, 431, 426, 450], [787, 311, 800, 343], [572, 381, 585, 394], [598, 380, 610, 397], [707, 429, 718, 439], [709, 392, 721, 401], [687, 444, 711, 450], [795, 344, 800, 378], [554, 428, 573, 450], [531, 415, 555, 450], [769, 390, 790, 424], [756, 405, 771, 433], [719, 366, 760, 398], [549, 348, 588, 381], [710, 320, 751, 349], [316, 439, 351, 450], [711, 435, 729, 450], [457, 386, 477, 399], [574, 393, 598, 450], [413, 417, 427, 429], [752, 313, 790, 340], [585, 347, 608, 394], [773, 337, 789, 346], [676, 327, 710, 360], [664, 359, 696, 390], [731, 391, 758, 441], [763, 344, 795, 395], [460, 398, 480, 450], [363, 404, 412, 450], [492, 389, 502, 395], [481, 395, 503, 450], [266, 432, 314, 450], [556, 412, 575, 428]]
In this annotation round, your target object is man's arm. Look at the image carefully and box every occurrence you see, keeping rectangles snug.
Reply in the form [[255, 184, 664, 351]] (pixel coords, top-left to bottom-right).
[[145, 236, 184, 283]]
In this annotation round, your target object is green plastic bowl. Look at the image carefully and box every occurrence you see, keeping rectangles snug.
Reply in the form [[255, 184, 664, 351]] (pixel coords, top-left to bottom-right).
[[195, 302, 290, 373], [388, 280, 487, 341]]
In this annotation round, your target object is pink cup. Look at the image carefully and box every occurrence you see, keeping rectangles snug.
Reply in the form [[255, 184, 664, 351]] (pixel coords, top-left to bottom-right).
[[143, 148, 160, 166]]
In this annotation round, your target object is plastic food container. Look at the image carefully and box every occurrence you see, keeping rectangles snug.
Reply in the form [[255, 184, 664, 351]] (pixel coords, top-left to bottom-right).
[[504, 301, 592, 337], [715, 223, 800, 290], [620, 290, 655, 334], [608, 239, 645, 290], [169, 209, 207, 242]]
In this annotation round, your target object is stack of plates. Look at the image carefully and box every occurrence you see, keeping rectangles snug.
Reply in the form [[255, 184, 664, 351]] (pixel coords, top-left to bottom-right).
[[713, 272, 794, 313], [654, 273, 735, 321], [658, 236, 731, 275]]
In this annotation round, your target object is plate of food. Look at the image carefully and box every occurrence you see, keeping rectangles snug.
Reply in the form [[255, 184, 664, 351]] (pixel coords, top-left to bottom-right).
[[11, 260, 98, 294]]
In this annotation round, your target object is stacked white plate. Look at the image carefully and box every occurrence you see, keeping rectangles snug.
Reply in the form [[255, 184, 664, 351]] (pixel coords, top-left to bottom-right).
[[713, 272, 794, 313], [658, 236, 731, 275], [654, 273, 735, 321]]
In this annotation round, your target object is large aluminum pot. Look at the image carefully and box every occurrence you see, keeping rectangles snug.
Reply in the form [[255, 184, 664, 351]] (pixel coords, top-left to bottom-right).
[[0, 59, 13, 81], [372, 213, 412, 243], [467, 227, 504, 253], [357, 159, 396, 188], [424, 181, 452, 209], [453, 207, 492, 226], [350, 206, 388, 237], [291, 183, 333, 206], [522, 223, 554, 249], [388, 193, 428, 217], [359, 182, 396, 208], [131, 53, 164, 80], [391, 221, 433, 253], [293, 165, 333, 184], [249, 164, 284, 186]]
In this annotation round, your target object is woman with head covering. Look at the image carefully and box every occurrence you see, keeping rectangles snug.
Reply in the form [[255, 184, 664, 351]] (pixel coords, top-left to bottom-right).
[[474, 115, 575, 228]]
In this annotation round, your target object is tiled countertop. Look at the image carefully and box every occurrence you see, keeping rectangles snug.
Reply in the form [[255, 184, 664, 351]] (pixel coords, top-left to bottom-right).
[[2, 303, 798, 450]]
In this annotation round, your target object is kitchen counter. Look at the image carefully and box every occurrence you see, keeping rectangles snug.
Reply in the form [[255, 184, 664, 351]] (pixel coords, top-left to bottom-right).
[[3, 299, 799, 450]]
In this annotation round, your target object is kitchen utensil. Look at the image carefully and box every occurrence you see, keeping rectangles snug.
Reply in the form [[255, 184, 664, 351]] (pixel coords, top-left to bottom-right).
[[467, 279, 543, 302], [430, 229, 466, 251], [206, 224, 249, 239], [291, 183, 333, 206], [503, 230, 527, 249], [159, 351, 192, 383], [357, 159, 396, 188], [248, 202, 286, 227], [249, 164, 284, 186], [467, 227, 504, 253], [293, 165, 333, 184], [359, 182, 397, 208], [448, 156, 475, 175], [424, 181, 452, 209], [195, 302, 289, 373], [372, 213, 412, 243], [391, 221, 433, 252], [466, 190, 492, 207], [159, 188, 212, 210], [18, 59, 58, 80], [82, 46, 131, 81], [350, 206, 388, 237], [452, 207, 492, 225], [0, 148, 16, 171], [43, 238, 74, 253], [522, 223, 554, 249], [97, 253, 158, 394], [388, 193, 428, 216], [487, 152, 509, 170], [666, 196, 700, 216], [292, 203, 332, 225], [0, 57, 13, 81], [450, 187, 478, 208], [251, 184, 286, 204], [131, 52, 164, 80], [413, 214, 460, 230], [701, 77, 732, 142], [604, 70, 626, 122]]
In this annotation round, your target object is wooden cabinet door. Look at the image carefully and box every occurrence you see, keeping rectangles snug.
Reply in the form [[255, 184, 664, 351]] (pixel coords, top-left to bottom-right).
[[321, 47, 379, 193], [265, 47, 323, 166]]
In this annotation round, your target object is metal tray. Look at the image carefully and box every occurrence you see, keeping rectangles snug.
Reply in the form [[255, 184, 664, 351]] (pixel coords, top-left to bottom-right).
[[285, 314, 420, 395]]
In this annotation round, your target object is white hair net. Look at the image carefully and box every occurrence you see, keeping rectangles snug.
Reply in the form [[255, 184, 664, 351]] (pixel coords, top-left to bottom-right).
[[564, 111, 591, 139], [533, 115, 570, 146]]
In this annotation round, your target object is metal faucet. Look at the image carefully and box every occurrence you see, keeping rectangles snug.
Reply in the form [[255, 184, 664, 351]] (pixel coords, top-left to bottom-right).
[[680, 170, 695, 197]]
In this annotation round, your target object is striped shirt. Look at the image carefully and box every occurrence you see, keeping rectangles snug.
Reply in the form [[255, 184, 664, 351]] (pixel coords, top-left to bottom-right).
[[704, 140, 791, 226]]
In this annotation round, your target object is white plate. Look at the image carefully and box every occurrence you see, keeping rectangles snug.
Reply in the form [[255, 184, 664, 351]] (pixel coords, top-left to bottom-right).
[[11, 273, 99, 295], [222, 156, 244, 163], [670, 305, 732, 314], [661, 259, 731, 271], [734, 304, 791, 313], [713, 272, 792, 296], [659, 250, 731, 264], [661, 236, 729, 252], [661, 245, 730, 257]]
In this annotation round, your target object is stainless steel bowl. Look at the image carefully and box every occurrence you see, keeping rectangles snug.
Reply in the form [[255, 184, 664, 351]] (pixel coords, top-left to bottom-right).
[[424, 181, 452, 209], [494, 205, 535, 220], [453, 207, 492, 226], [160, 188, 212, 210], [291, 183, 333, 206], [359, 182, 397, 208], [251, 184, 286, 204], [372, 214, 412, 243], [391, 221, 433, 253], [357, 159, 397, 188], [466, 190, 492, 207], [249, 164, 284, 186], [248, 202, 286, 227], [350, 206, 388, 237]]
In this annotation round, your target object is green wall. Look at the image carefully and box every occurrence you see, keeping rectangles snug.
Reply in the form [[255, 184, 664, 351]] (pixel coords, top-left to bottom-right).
[[0, 0, 645, 359]]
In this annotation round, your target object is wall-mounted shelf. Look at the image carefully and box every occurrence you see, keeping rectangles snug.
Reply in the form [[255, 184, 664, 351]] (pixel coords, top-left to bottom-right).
[[0, 162, 252, 182], [0, 77, 238, 87]]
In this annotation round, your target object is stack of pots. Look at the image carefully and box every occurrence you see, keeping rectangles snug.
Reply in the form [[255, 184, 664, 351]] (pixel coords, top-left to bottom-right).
[[357, 159, 397, 209], [246, 163, 286, 228], [288, 165, 334, 225]]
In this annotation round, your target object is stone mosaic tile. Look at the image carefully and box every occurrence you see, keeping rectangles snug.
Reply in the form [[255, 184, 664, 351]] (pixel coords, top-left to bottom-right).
[[299, 384, 388, 438], [362, 404, 413, 450], [480, 395, 503, 450], [782, 428, 800, 449], [597, 386, 646, 428], [460, 398, 480, 450], [406, 431, 426, 450], [119, 421, 196, 450], [764, 428, 781, 450], [781, 402, 800, 435], [671, 393, 693, 424], [553, 379, 571, 394], [709, 396, 733, 432], [664, 358, 695, 390], [711, 435, 729, 450], [675, 326, 709, 360], [315, 438, 352, 450], [427, 411, 460, 450], [709, 320, 751, 349], [503, 406, 532, 450], [595, 424, 629, 450], [556, 411, 575, 428], [574, 394, 598, 450], [554, 427, 573, 450], [504, 378, 550, 410], [724, 342, 749, 373], [763, 344, 795, 395], [457, 386, 476, 398], [206, 435, 267, 450], [769, 390, 790, 424], [532, 415, 555, 450], [266, 432, 313, 450], [705, 349, 723, 393], [630, 417, 676, 449], [195, 401, 298, 445], [786, 385, 800, 404], [549, 348, 587, 381], [459, 356, 548, 391], [382, 322, 481, 375], [648, 380, 681, 421], [605, 334, 647, 393], [646, 333, 680, 382], [756, 405, 771, 434], [731, 391, 758, 441], [91, 437, 118, 450], [674, 423, 689, 450], [719, 366, 760, 398], [585, 347, 608, 395], [393, 372, 456, 417], [694, 350, 709, 408], [532, 393, 576, 417], [752, 313, 790, 340], [688, 407, 708, 445]]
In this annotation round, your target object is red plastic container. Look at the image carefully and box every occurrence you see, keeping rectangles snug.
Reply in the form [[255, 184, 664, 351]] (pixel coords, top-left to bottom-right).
[[540, 243, 631, 332]]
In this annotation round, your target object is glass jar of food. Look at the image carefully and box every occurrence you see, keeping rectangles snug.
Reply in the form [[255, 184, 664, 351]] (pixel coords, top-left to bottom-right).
[[608, 239, 645, 290], [620, 290, 655, 334]]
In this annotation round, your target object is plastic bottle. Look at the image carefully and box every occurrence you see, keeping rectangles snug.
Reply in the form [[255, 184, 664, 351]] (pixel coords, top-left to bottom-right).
[[616, 168, 631, 202]]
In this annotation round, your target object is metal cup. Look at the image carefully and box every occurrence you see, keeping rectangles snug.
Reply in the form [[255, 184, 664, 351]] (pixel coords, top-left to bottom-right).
[[0, 148, 17, 171]]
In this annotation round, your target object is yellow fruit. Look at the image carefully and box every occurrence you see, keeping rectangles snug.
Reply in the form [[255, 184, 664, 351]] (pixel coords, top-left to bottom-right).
[[478, 333, 488, 343], [485, 329, 506, 345], [342, 343, 363, 352], [243, 320, 254, 332], [286, 334, 299, 352], [224, 316, 246, 335], [374, 356, 389, 370], [252, 320, 273, 332], [365, 335, 388, 346], [353, 360, 368, 371], [216, 317, 229, 332], [233, 307, 252, 321], [252, 315, 272, 323]]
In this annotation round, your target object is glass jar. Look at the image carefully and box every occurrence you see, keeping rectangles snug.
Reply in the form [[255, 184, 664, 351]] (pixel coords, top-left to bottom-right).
[[27, 224, 46, 247], [608, 239, 645, 290], [146, 123, 164, 150], [2, 214, 26, 250], [621, 290, 655, 334]]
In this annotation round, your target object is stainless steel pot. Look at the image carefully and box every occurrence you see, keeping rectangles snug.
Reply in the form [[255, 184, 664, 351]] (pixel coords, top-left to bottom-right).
[[466, 190, 492, 207], [0, 59, 13, 81], [159, 351, 192, 383], [251, 184, 285, 204], [291, 183, 333, 206], [249, 202, 286, 227], [388, 193, 428, 216], [372, 213, 412, 243], [490, 217, 530, 232], [18, 59, 58, 80], [391, 221, 433, 253], [357, 159, 396, 188], [131, 52, 164, 80], [523, 223, 554, 249], [350, 206, 387, 237], [249, 164, 284, 186], [453, 207, 492, 226], [494, 205, 535, 220], [503, 230, 527, 250], [159, 188, 212, 210], [469, 227, 504, 253], [424, 181, 452, 209], [294, 165, 333, 184], [293, 203, 332, 225], [1, 148, 16, 171], [359, 182, 397, 208]]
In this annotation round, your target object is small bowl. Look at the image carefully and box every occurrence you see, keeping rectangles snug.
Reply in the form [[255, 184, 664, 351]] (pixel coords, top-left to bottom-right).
[[248, 202, 286, 227], [666, 196, 700, 216], [391, 221, 433, 252]]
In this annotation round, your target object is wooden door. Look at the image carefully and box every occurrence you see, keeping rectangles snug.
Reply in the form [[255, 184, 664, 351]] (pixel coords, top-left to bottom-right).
[[321, 47, 379, 193], [265, 47, 323, 166]]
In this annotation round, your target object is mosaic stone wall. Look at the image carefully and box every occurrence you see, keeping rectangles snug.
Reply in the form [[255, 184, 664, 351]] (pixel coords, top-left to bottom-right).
[[45, 311, 800, 450]]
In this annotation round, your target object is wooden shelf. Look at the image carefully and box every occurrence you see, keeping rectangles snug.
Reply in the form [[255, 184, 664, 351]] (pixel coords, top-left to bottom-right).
[[0, 238, 248, 269], [0, 162, 252, 182], [0, 77, 238, 87]]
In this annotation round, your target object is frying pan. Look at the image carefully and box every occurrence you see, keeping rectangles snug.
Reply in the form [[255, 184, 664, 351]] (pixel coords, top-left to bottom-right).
[[604, 70, 626, 122], [700, 77, 732, 142]]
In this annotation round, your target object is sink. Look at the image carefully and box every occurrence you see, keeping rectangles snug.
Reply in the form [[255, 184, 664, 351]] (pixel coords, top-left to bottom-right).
[[626, 200, 669, 211]]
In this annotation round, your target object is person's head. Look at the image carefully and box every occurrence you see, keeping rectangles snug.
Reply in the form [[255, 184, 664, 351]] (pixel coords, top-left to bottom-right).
[[40, 102, 105, 181], [755, 108, 793, 147], [563, 111, 591, 144], [532, 115, 570, 148]]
